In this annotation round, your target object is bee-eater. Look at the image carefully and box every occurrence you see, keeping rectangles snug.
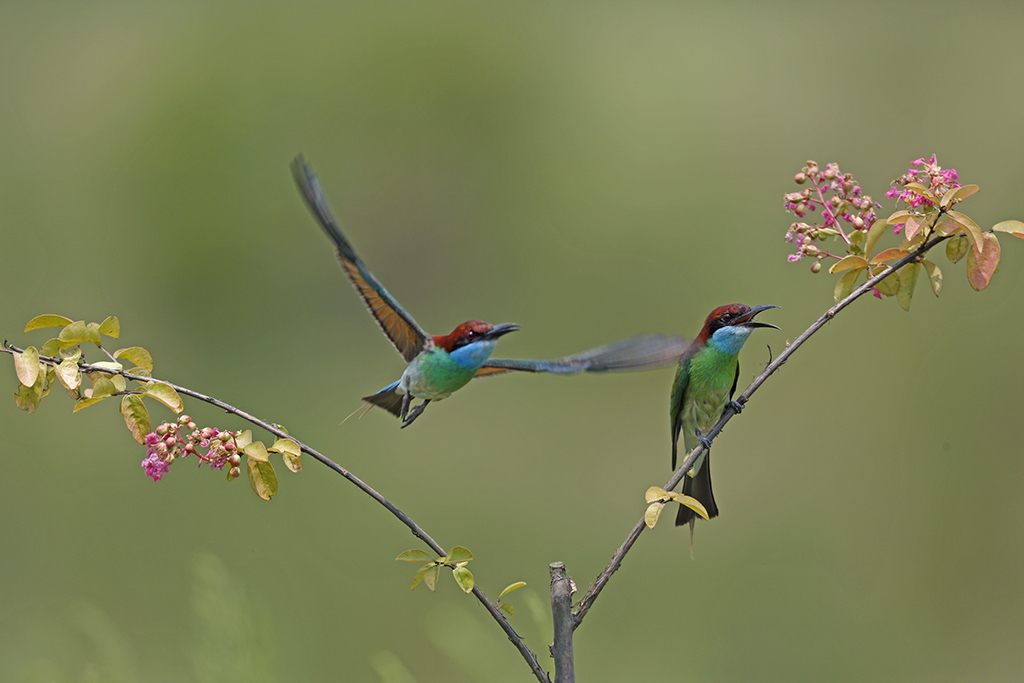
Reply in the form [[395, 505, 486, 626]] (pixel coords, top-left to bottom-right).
[[292, 155, 689, 427], [671, 304, 779, 532]]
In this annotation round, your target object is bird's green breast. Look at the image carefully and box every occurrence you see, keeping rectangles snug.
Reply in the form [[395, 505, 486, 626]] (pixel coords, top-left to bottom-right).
[[404, 348, 478, 399], [680, 345, 739, 450]]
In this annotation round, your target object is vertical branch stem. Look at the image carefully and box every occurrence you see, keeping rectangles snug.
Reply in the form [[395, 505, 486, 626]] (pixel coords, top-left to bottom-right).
[[549, 562, 575, 683]]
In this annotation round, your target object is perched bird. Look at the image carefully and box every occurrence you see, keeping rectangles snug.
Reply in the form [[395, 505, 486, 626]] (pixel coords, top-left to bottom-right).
[[292, 155, 689, 427], [670, 304, 779, 533]]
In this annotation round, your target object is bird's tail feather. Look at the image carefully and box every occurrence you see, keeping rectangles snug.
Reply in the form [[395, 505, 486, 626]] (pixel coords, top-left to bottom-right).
[[675, 455, 719, 526]]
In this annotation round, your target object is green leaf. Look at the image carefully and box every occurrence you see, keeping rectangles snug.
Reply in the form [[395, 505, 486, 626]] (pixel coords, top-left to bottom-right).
[[644, 502, 664, 528], [268, 438, 302, 473], [444, 546, 474, 564], [828, 255, 869, 274], [992, 219, 1024, 239], [14, 346, 40, 387], [97, 316, 120, 338], [897, 262, 920, 311], [58, 320, 102, 347], [940, 184, 979, 208], [922, 259, 942, 297], [243, 440, 270, 462], [498, 582, 527, 600], [144, 382, 183, 413], [411, 564, 430, 590], [40, 367, 56, 399], [947, 211, 984, 252], [24, 315, 74, 332], [945, 234, 970, 264], [120, 395, 152, 444], [863, 218, 889, 259], [396, 549, 435, 563], [833, 268, 861, 302], [673, 494, 709, 521], [73, 396, 109, 412], [234, 430, 253, 450], [40, 338, 61, 357], [452, 566, 474, 593], [499, 603, 515, 616], [14, 381, 43, 413], [422, 564, 440, 592], [966, 232, 1001, 291], [903, 182, 937, 203], [870, 266, 900, 297], [870, 248, 910, 264], [114, 347, 153, 372], [247, 458, 278, 500]]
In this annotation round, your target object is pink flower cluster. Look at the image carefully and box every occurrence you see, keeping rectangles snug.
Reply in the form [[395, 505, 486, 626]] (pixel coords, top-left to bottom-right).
[[885, 155, 960, 209], [783, 161, 881, 267], [142, 415, 242, 482]]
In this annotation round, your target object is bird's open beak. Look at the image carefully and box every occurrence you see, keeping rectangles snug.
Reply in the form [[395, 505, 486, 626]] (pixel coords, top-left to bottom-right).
[[484, 323, 521, 340], [737, 305, 780, 330]]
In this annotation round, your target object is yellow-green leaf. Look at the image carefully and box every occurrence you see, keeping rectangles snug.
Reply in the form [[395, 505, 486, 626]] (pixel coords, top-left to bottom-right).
[[966, 232, 1001, 291], [922, 259, 942, 297], [644, 502, 664, 528], [863, 218, 889, 259], [897, 262, 920, 311], [947, 211, 984, 252], [828, 255, 869, 274], [396, 549, 435, 563], [14, 346, 40, 387], [833, 268, 861, 302], [114, 347, 153, 372], [498, 582, 527, 600], [673, 494, 709, 521], [992, 219, 1024, 239], [144, 382, 183, 413], [90, 377, 118, 399], [234, 430, 253, 450], [73, 396, 109, 412], [14, 381, 43, 414], [870, 248, 910, 264], [444, 546, 473, 564], [247, 458, 278, 500], [24, 315, 74, 332], [40, 338, 61, 357], [940, 184, 979, 208], [870, 266, 900, 297], [411, 564, 430, 590], [499, 603, 515, 616], [90, 361, 123, 373], [645, 486, 669, 504], [55, 359, 81, 392], [269, 437, 301, 473], [946, 234, 970, 264], [243, 440, 270, 462], [452, 566, 474, 593], [58, 321, 102, 347], [97, 316, 120, 338], [422, 564, 440, 592], [120, 395, 152, 444]]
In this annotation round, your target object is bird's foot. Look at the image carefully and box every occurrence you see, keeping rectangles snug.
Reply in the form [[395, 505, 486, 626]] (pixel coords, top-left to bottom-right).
[[695, 428, 713, 451], [400, 400, 430, 428], [728, 399, 745, 414]]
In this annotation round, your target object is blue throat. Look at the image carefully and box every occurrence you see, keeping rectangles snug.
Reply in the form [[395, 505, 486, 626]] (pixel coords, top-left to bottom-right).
[[708, 325, 754, 356]]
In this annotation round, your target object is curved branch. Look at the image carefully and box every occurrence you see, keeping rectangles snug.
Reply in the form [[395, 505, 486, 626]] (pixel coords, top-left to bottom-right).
[[1, 344, 551, 683], [571, 232, 952, 627]]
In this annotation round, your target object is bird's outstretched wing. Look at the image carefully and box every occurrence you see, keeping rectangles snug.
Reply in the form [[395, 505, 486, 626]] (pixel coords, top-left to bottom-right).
[[474, 334, 689, 378], [292, 155, 428, 363]]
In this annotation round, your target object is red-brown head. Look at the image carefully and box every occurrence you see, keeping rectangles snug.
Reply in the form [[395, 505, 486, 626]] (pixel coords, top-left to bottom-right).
[[432, 321, 521, 353]]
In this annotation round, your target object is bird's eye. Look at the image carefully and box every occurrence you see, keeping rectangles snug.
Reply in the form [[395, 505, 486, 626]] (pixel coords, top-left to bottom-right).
[[466, 330, 476, 340], [720, 313, 732, 322]]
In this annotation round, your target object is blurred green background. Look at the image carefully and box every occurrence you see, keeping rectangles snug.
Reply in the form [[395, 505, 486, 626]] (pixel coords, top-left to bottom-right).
[[3, 2, 1024, 681]]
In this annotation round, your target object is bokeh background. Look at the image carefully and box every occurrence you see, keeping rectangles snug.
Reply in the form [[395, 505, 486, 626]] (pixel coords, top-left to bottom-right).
[[3, 2, 1024, 681]]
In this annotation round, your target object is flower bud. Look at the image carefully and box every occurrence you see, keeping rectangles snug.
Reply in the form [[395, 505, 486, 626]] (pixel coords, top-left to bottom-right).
[[228, 453, 241, 468], [810, 260, 822, 274], [794, 172, 807, 184], [228, 467, 241, 481]]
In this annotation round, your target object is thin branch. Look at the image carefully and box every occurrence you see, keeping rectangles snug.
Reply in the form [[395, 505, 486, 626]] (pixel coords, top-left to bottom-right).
[[1, 344, 551, 683], [571, 232, 952, 627]]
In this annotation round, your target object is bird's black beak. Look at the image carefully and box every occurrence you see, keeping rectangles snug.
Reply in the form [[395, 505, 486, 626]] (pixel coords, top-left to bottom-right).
[[483, 323, 521, 340], [737, 305, 780, 330]]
